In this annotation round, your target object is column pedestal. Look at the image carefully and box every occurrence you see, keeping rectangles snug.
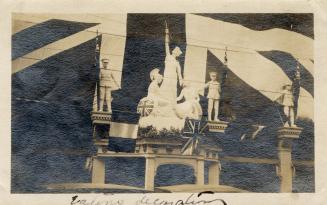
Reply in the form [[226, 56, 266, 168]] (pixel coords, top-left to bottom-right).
[[145, 157, 156, 191], [207, 121, 229, 133], [196, 159, 205, 185], [208, 161, 220, 185], [92, 157, 105, 184], [276, 126, 302, 193]]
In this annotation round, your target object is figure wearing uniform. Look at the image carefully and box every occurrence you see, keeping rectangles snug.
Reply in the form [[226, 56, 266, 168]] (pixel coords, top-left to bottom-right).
[[99, 58, 119, 112], [280, 84, 295, 127], [204, 71, 221, 121]]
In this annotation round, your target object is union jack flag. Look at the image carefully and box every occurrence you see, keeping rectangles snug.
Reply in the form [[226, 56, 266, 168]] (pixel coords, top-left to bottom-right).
[[137, 98, 154, 117]]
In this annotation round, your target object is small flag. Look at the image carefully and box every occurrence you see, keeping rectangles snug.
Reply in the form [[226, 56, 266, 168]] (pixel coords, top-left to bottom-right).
[[137, 98, 154, 117], [109, 122, 138, 139], [240, 124, 265, 141], [84, 157, 93, 172], [183, 118, 207, 134], [181, 135, 199, 155], [181, 119, 207, 155]]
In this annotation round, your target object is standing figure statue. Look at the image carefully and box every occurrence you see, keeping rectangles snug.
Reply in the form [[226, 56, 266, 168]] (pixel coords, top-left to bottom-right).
[[99, 58, 119, 113], [160, 21, 184, 104], [280, 84, 296, 127], [204, 71, 221, 121]]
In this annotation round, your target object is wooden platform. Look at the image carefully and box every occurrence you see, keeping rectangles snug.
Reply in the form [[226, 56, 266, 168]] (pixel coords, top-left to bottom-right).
[[157, 184, 250, 193], [47, 183, 147, 191]]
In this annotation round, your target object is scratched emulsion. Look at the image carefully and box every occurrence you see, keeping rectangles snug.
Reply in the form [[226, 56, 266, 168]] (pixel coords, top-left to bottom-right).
[[11, 14, 314, 193]]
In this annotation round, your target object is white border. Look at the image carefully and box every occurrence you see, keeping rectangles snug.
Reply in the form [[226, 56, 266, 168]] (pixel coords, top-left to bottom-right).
[[1, 0, 327, 204]]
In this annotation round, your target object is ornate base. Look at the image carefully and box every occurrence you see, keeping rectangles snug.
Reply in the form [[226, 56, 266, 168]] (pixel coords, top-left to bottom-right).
[[93, 139, 110, 153], [276, 126, 302, 193], [138, 115, 185, 130], [277, 126, 303, 139], [207, 121, 229, 133], [91, 111, 112, 124]]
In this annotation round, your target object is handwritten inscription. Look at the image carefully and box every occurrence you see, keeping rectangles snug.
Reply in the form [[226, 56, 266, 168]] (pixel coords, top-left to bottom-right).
[[71, 195, 124, 205], [71, 193, 227, 205], [136, 193, 227, 205]]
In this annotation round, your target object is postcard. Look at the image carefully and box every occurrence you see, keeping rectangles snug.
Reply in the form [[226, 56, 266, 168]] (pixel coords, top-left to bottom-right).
[[1, 0, 327, 204]]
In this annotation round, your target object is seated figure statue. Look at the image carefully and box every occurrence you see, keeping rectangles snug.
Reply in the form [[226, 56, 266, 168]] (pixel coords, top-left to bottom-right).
[[137, 68, 169, 117], [175, 82, 203, 120], [137, 68, 185, 130]]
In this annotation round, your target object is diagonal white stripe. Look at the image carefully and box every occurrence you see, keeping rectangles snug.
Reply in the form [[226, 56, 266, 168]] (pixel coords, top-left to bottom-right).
[[12, 29, 97, 73], [184, 14, 314, 120], [12, 14, 127, 77], [297, 58, 314, 76], [186, 14, 313, 69], [208, 48, 313, 120]]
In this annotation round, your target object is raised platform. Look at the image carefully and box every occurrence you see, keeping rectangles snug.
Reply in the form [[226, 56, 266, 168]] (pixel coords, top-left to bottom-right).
[[135, 135, 221, 160], [47, 183, 148, 192], [207, 121, 229, 133], [138, 115, 185, 130], [47, 183, 248, 193], [91, 111, 112, 124], [157, 184, 250, 193]]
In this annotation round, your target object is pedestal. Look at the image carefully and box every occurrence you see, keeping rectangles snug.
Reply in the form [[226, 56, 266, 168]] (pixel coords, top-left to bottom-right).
[[207, 121, 229, 133], [276, 126, 302, 193], [145, 157, 156, 191], [94, 139, 109, 153], [208, 161, 220, 185], [91, 111, 112, 125], [92, 157, 105, 184], [196, 159, 205, 185]]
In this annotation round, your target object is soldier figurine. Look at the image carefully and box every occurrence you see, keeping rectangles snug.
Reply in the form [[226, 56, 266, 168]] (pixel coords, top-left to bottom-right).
[[99, 58, 119, 113], [204, 71, 221, 121], [280, 84, 296, 127]]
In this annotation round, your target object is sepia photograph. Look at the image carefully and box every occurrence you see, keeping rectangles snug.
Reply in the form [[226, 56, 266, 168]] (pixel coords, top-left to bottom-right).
[[10, 12, 314, 194]]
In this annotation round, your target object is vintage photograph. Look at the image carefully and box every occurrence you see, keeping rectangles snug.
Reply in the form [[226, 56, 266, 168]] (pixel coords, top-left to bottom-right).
[[11, 13, 314, 193]]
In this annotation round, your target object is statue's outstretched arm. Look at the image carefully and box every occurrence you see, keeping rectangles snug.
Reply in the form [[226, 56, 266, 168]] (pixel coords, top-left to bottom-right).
[[165, 21, 170, 56], [176, 90, 184, 102], [176, 63, 183, 86]]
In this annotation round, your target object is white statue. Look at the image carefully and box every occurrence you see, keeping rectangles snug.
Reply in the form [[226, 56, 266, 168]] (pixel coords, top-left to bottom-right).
[[160, 21, 184, 104], [175, 83, 203, 120], [280, 84, 296, 127], [146, 68, 163, 101], [137, 68, 170, 117], [99, 58, 119, 113], [204, 71, 221, 121]]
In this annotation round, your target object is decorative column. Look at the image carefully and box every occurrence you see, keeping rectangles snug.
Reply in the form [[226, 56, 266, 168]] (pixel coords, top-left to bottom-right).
[[92, 157, 105, 184], [145, 156, 156, 191], [276, 126, 302, 192], [208, 161, 220, 185], [196, 159, 205, 185]]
